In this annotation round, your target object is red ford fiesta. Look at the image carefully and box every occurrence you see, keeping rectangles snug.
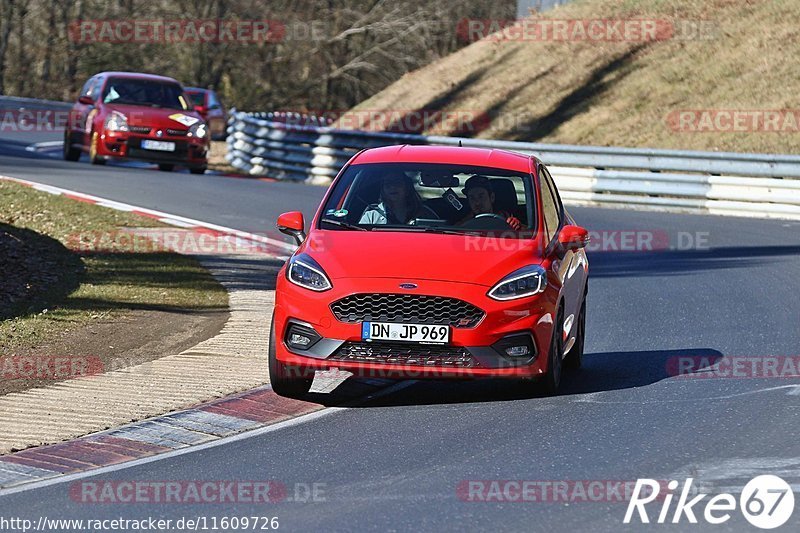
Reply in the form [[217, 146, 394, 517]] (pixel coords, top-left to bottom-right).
[[271, 145, 589, 397]]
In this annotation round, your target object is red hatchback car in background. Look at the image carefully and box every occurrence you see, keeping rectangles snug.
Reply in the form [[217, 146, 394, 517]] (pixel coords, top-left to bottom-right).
[[271, 145, 590, 397], [63, 72, 209, 174], [184, 87, 227, 140]]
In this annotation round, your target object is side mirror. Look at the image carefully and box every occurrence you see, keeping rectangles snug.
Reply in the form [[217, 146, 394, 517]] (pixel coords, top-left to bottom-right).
[[78, 95, 94, 105], [277, 211, 306, 245], [194, 105, 207, 114], [558, 225, 589, 251]]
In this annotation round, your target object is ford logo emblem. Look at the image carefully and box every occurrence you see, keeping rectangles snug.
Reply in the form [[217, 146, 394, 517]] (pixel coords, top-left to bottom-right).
[[399, 283, 417, 290]]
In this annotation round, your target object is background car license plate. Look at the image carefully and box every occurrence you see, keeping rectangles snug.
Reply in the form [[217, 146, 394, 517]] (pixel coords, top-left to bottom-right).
[[362, 322, 449, 344], [141, 140, 176, 152]]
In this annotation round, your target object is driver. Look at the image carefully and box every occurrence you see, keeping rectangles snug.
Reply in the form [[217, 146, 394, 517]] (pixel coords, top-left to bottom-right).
[[359, 174, 437, 225], [458, 175, 522, 230]]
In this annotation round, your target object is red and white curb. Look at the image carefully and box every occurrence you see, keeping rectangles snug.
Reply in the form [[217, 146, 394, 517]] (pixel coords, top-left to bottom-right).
[[0, 379, 398, 493]]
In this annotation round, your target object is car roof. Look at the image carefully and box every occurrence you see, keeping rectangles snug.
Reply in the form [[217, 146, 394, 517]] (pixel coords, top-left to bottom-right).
[[184, 87, 210, 93], [95, 71, 182, 84], [351, 145, 537, 173]]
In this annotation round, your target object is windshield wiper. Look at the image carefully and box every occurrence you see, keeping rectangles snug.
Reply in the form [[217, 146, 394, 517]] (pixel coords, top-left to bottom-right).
[[420, 227, 481, 236], [320, 218, 369, 231], [370, 226, 480, 236]]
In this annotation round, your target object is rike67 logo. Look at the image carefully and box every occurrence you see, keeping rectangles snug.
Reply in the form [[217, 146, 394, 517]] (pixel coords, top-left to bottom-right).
[[624, 475, 795, 529]]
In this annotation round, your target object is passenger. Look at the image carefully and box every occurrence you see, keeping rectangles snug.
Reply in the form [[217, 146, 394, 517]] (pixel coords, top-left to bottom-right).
[[360, 174, 437, 225]]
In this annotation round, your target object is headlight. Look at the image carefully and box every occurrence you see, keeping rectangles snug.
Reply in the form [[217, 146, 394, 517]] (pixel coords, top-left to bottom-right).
[[104, 111, 129, 132], [287, 253, 332, 292], [488, 265, 547, 301], [189, 122, 207, 139]]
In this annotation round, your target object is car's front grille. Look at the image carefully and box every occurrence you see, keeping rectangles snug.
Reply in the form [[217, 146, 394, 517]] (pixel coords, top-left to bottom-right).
[[330, 294, 484, 328], [166, 128, 188, 136], [129, 126, 151, 134], [330, 341, 477, 367]]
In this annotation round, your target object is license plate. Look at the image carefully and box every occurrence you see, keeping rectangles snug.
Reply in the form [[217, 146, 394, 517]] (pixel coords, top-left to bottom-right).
[[362, 322, 450, 344], [141, 140, 176, 152]]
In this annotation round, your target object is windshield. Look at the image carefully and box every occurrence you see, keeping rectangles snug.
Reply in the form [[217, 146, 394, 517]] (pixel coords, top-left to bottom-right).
[[318, 162, 536, 238], [102, 78, 189, 109], [186, 91, 206, 107]]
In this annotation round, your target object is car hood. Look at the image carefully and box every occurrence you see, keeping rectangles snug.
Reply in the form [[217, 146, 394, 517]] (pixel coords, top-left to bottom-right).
[[300, 230, 544, 287], [104, 104, 203, 129]]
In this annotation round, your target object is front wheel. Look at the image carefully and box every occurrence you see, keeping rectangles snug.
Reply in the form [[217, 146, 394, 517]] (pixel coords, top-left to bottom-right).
[[268, 316, 312, 398], [89, 131, 106, 165], [189, 166, 207, 175], [63, 131, 81, 161], [542, 306, 564, 395], [564, 298, 586, 370]]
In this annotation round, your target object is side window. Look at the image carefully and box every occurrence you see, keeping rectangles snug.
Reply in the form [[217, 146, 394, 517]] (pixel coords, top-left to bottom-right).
[[541, 165, 564, 223], [208, 91, 220, 108], [87, 77, 103, 100], [80, 78, 95, 98], [539, 166, 560, 244]]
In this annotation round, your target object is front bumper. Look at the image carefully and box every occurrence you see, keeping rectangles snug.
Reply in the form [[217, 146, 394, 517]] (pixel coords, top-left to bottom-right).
[[274, 274, 557, 380], [97, 130, 208, 166]]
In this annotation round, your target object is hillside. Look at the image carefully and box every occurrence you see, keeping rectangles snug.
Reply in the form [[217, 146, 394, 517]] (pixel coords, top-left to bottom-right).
[[346, 0, 800, 153]]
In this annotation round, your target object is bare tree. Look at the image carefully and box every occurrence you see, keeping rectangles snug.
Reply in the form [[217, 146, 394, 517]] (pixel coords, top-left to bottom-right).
[[0, 0, 514, 108], [0, 0, 15, 94]]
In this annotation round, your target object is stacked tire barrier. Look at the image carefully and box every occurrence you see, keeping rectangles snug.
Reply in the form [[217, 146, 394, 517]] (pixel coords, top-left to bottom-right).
[[209, 110, 796, 220]]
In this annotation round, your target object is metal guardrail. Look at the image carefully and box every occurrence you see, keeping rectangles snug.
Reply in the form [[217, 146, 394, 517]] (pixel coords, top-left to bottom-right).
[[0, 95, 73, 111], [226, 110, 800, 220]]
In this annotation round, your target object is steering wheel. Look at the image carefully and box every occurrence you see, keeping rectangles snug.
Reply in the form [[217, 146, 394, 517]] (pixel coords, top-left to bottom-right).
[[475, 213, 507, 222], [462, 212, 515, 230]]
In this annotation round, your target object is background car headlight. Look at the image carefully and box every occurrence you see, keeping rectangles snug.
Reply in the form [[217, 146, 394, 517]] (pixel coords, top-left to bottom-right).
[[104, 111, 129, 132], [287, 253, 332, 291], [188, 122, 207, 139], [488, 265, 547, 301]]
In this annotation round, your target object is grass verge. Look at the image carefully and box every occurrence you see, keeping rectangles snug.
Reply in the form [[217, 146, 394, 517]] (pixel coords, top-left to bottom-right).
[[0, 179, 228, 352]]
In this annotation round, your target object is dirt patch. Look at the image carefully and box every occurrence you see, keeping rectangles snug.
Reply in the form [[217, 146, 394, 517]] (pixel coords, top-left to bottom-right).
[[0, 179, 231, 397], [1, 307, 229, 396]]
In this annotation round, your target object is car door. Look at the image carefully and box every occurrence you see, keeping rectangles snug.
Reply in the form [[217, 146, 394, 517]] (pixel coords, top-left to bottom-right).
[[68, 76, 96, 148], [540, 164, 586, 339], [79, 76, 104, 148]]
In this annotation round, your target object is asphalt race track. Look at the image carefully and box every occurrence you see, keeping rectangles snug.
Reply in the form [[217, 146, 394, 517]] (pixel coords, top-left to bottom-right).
[[1, 130, 799, 532]]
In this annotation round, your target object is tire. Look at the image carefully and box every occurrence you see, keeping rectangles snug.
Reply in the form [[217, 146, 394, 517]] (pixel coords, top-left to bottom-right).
[[89, 131, 106, 165], [564, 298, 586, 371], [268, 316, 312, 398], [542, 306, 564, 395], [158, 164, 175, 172], [189, 166, 207, 175], [62, 131, 81, 161]]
